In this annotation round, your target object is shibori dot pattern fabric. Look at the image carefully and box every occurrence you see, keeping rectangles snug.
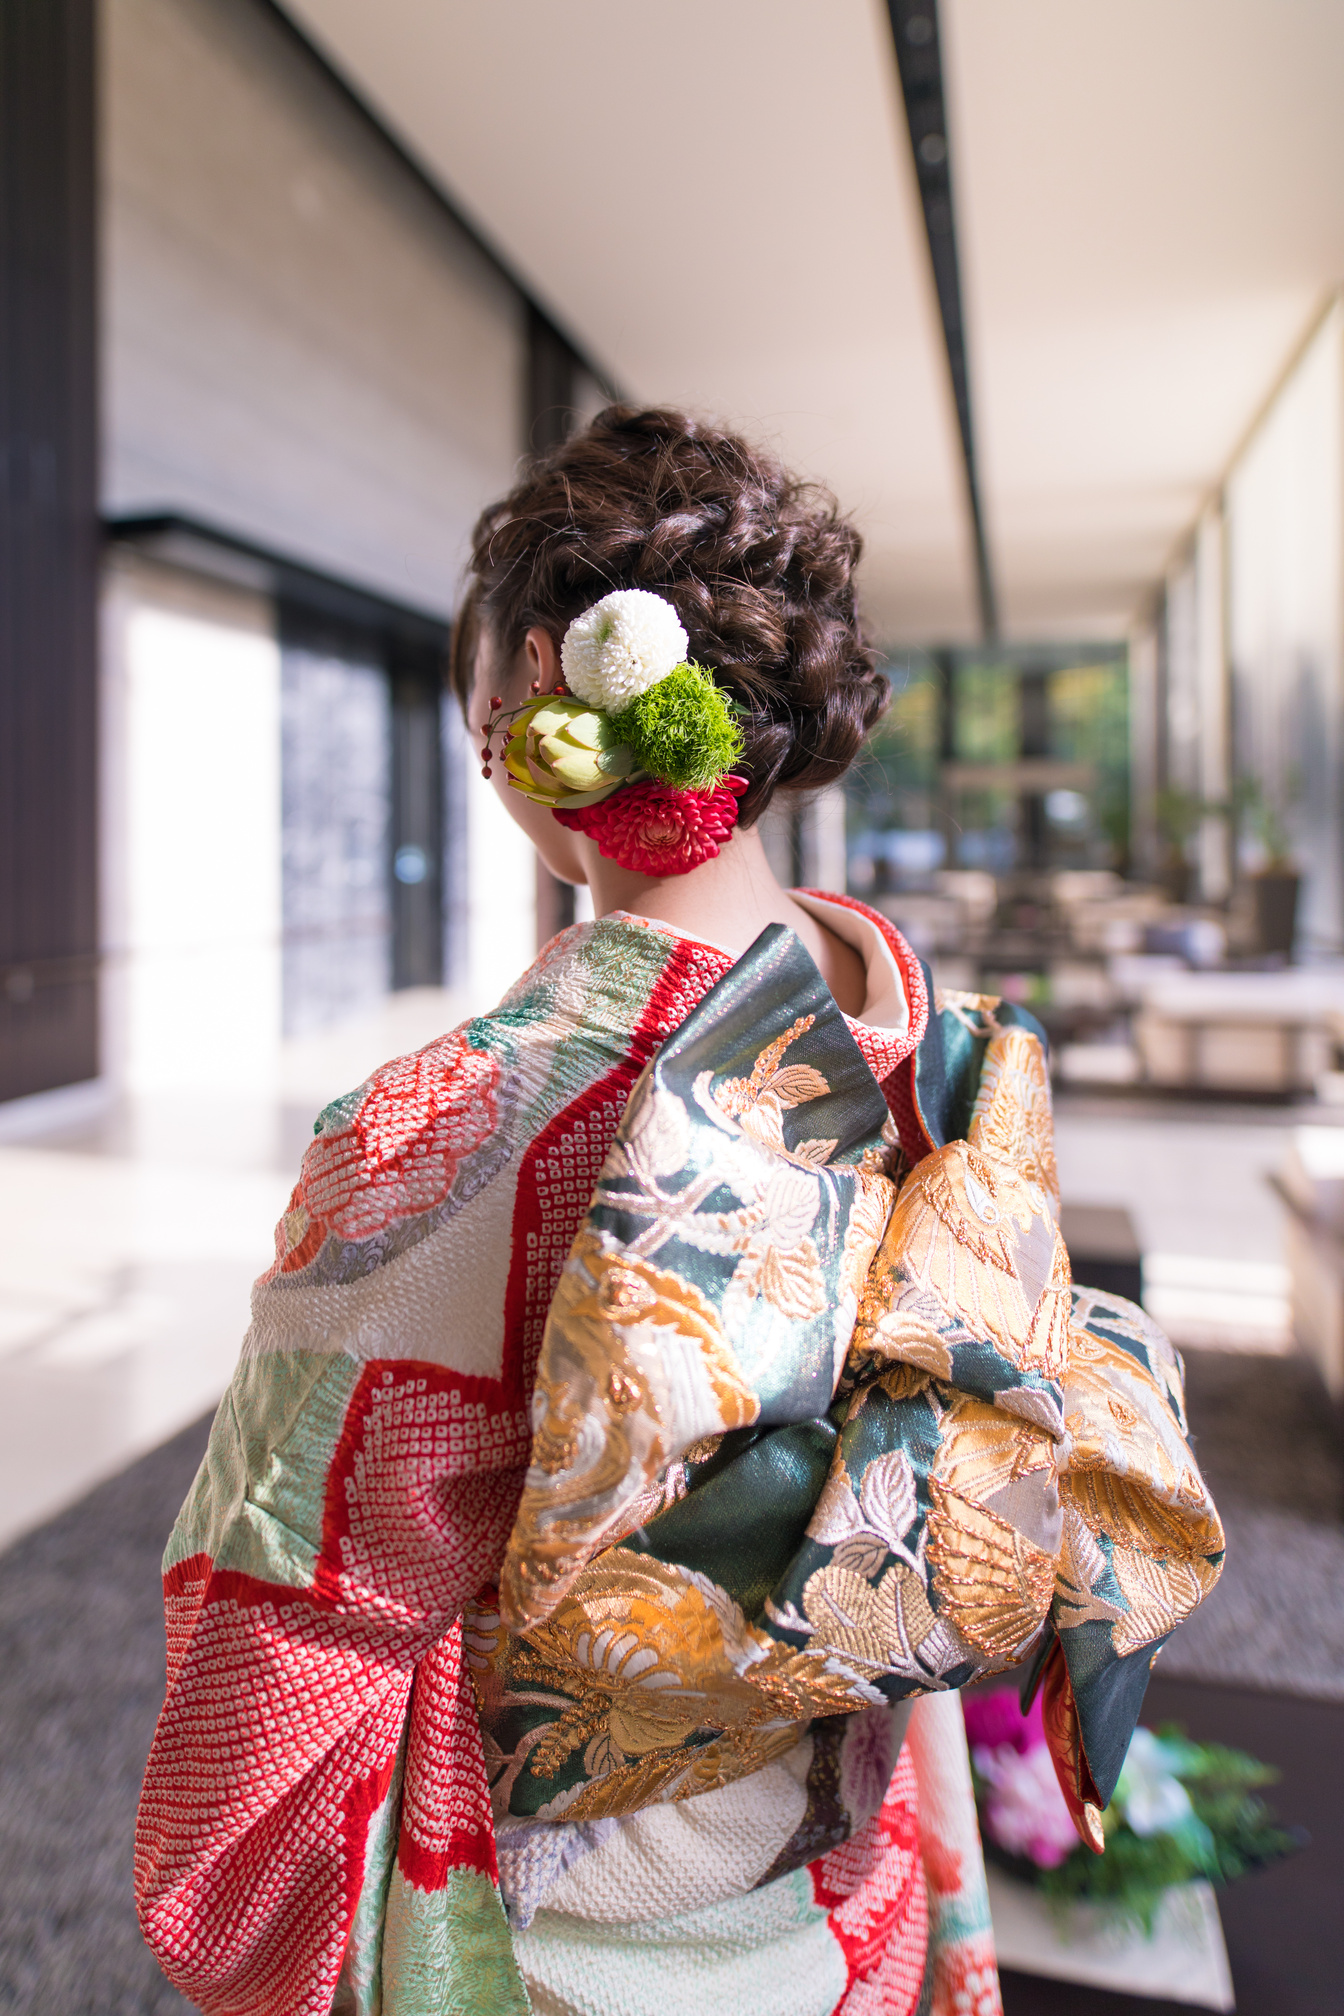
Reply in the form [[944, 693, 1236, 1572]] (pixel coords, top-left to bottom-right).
[[138, 916, 737, 2016], [507, 1692, 999, 2016], [134, 901, 941, 2016]]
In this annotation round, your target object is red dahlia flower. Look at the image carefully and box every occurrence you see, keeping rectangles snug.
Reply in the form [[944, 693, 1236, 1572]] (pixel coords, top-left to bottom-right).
[[554, 775, 748, 876]]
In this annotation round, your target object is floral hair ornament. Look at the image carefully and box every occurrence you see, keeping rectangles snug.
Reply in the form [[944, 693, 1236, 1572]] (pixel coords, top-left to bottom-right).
[[479, 588, 747, 875]]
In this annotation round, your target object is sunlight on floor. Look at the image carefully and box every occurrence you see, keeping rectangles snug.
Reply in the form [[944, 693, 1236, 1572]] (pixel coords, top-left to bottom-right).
[[0, 988, 468, 1549]]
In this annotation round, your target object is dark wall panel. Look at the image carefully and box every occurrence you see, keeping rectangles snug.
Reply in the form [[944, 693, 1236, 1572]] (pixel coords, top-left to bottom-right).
[[527, 306, 584, 950], [0, 0, 99, 1100], [391, 661, 445, 990]]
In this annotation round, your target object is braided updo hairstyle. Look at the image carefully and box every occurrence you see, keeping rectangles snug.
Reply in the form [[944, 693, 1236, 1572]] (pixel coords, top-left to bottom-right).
[[451, 405, 888, 825]]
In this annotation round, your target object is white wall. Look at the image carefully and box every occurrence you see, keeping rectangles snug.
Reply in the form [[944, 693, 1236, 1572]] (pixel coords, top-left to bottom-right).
[[464, 774, 539, 1011], [101, 0, 524, 621], [102, 558, 282, 1095], [1225, 300, 1344, 950]]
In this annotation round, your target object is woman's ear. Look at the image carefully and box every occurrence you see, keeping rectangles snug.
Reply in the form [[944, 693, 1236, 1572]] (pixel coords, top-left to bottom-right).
[[525, 626, 564, 692]]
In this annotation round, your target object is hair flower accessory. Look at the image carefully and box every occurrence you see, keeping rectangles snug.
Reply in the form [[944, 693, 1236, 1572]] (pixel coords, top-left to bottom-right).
[[486, 588, 747, 875], [501, 695, 637, 809], [555, 774, 748, 877], [560, 588, 688, 710]]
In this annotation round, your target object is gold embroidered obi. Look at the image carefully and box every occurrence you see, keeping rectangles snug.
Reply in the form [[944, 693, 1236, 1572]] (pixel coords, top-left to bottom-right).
[[469, 926, 1223, 1846]]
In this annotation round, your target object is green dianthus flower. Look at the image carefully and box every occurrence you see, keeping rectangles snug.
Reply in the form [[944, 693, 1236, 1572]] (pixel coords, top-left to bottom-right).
[[609, 662, 743, 792]]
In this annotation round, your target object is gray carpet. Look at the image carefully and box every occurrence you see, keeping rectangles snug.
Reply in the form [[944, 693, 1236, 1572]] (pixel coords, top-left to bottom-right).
[[0, 1416, 210, 2016], [1159, 1348, 1344, 1699]]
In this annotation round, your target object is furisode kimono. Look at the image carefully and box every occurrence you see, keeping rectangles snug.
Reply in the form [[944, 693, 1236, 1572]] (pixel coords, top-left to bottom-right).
[[135, 896, 1224, 2016]]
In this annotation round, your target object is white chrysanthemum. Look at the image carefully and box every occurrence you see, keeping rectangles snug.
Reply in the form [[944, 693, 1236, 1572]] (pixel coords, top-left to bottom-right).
[[561, 589, 688, 711]]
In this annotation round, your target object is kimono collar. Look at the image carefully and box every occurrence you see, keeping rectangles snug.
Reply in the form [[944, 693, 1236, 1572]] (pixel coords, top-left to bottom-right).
[[608, 895, 913, 1032], [789, 890, 909, 1034], [607, 892, 926, 1081]]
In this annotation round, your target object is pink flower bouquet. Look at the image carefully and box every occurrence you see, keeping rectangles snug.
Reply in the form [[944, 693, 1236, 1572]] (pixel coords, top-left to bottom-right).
[[964, 1686, 1298, 1930]]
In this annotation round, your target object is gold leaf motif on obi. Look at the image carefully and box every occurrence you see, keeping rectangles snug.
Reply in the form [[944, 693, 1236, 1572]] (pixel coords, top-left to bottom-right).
[[1026, 1229, 1073, 1380], [800, 1558, 936, 1670], [935, 990, 1005, 1027], [587, 1239, 759, 1436], [1063, 1468, 1224, 1567], [925, 1477, 1056, 1661], [500, 1236, 758, 1630], [831, 1531, 892, 1581], [1061, 1343, 1201, 1503], [535, 1720, 805, 1824], [873, 1360, 936, 1405], [488, 1549, 880, 1820], [786, 1134, 842, 1169], [809, 1460, 862, 1545], [968, 1025, 1060, 1210], [734, 1230, 828, 1320], [839, 1171, 897, 1302], [849, 1269, 955, 1384], [870, 1141, 1065, 1373], [1108, 1544, 1222, 1658], [710, 1015, 839, 1166], [512, 1556, 746, 1780], [934, 1390, 1058, 1504]]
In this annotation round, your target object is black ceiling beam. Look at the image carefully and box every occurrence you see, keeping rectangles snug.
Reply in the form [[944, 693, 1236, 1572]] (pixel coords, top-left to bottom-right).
[[104, 511, 450, 653], [885, 0, 998, 642]]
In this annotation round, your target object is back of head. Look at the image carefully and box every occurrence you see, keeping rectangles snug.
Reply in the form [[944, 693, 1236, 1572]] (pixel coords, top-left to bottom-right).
[[451, 405, 888, 824]]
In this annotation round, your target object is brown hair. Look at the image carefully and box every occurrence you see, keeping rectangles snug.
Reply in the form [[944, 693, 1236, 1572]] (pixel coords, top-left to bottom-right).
[[450, 405, 887, 824]]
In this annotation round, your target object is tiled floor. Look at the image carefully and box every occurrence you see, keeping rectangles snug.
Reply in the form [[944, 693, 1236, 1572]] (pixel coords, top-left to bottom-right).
[[1053, 1093, 1300, 1349]]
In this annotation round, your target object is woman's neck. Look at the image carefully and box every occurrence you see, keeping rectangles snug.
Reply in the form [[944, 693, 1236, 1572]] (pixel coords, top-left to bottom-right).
[[579, 826, 869, 1017]]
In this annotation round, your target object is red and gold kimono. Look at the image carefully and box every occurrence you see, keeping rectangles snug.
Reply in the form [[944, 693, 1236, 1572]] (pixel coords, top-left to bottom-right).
[[135, 897, 1221, 2016]]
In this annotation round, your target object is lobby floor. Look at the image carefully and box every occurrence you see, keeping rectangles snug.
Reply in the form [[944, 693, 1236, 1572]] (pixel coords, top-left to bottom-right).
[[0, 988, 467, 1550]]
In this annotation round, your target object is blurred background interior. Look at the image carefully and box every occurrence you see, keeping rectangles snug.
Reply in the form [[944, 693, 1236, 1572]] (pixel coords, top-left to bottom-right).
[[2, 3, 1343, 2013]]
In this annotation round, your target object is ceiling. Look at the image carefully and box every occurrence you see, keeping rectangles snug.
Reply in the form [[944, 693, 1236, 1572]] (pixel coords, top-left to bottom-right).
[[283, 0, 1344, 648]]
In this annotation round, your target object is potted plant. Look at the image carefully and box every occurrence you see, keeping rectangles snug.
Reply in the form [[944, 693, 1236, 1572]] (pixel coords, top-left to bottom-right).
[[1154, 787, 1205, 905], [1231, 775, 1302, 960]]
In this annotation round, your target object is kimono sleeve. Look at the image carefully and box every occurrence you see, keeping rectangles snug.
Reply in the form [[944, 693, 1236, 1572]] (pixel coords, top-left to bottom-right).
[[134, 1024, 532, 2016]]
